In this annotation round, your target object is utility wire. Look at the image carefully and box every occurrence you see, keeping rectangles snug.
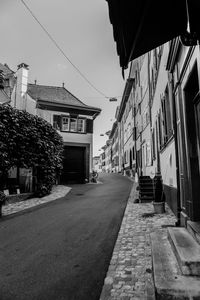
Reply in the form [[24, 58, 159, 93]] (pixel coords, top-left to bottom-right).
[[20, 0, 108, 98]]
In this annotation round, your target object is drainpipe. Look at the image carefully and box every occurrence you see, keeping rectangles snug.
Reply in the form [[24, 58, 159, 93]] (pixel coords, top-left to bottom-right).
[[169, 72, 181, 226]]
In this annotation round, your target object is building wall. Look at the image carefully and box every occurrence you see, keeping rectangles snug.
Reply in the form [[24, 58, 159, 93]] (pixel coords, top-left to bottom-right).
[[111, 127, 119, 173], [168, 43, 200, 222], [105, 142, 112, 173], [109, 43, 179, 215], [93, 157, 101, 172], [123, 96, 134, 174], [118, 122, 123, 173], [26, 94, 37, 115], [148, 43, 177, 214], [37, 109, 93, 172]]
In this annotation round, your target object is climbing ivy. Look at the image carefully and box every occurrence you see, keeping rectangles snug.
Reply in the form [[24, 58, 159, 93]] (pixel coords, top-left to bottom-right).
[[0, 105, 64, 196]]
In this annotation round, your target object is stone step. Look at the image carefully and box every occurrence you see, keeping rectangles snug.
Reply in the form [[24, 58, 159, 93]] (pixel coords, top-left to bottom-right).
[[187, 221, 200, 245], [139, 196, 154, 202], [139, 180, 153, 184], [151, 231, 200, 299], [139, 185, 154, 192], [139, 175, 152, 179], [139, 179, 153, 184], [139, 190, 154, 194], [168, 227, 200, 276]]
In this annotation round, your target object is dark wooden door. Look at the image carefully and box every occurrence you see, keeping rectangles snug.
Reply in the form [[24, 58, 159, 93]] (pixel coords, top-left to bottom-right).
[[60, 146, 86, 184], [184, 63, 200, 221]]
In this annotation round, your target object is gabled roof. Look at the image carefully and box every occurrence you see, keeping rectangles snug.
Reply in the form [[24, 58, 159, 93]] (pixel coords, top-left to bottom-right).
[[28, 84, 88, 107], [27, 83, 101, 118]]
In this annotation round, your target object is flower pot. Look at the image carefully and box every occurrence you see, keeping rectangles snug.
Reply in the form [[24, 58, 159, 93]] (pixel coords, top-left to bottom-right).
[[153, 201, 165, 214]]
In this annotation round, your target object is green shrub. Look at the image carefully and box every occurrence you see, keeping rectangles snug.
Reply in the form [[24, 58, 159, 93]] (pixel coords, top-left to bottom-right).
[[0, 104, 64, 196]]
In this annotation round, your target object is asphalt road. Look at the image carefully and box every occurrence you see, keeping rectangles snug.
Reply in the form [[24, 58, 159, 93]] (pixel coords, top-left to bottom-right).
[[0, 173, 133, 300]]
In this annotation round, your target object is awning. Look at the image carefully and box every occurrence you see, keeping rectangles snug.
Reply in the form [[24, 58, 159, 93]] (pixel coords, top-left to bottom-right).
[[106, 0, 200, 71]]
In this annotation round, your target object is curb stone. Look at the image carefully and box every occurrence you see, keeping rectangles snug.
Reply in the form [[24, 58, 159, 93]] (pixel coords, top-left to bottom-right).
[[2, 185, 71, 216]]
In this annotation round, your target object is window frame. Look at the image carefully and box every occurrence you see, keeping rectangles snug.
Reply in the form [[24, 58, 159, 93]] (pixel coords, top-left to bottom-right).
[[60, 116, 86, 133], [62, 116, 70, 131]]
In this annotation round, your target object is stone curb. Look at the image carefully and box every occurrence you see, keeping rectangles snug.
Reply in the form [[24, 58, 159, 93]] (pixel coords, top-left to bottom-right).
[[2, 185, 71, 217]]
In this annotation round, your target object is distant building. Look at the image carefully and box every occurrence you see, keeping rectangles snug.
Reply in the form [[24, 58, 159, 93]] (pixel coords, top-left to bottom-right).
[[117, 77, 135, 177], [109, 121, 119, 173], [100, 146, 106, 173], [0, 63, 15, 104], [93, 156, 101, 173]]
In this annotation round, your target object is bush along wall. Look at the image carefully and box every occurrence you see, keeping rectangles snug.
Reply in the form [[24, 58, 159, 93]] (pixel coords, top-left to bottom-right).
[[0, 105, 64, 197]]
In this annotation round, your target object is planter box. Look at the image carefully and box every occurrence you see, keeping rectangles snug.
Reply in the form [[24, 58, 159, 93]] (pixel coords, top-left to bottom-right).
[[6, 193, 33, 205]]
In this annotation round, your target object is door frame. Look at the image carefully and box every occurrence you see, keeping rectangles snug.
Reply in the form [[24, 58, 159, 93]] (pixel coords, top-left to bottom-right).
[[62, 142, 90, 183], [182, 61, 200, 221]]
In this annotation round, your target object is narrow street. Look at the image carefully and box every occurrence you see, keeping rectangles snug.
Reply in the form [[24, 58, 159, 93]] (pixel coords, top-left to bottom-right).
[[0, 173, 132, 300]]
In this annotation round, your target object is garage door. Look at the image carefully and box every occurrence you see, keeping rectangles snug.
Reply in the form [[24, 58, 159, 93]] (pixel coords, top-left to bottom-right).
[[60, 146, 86, 184]]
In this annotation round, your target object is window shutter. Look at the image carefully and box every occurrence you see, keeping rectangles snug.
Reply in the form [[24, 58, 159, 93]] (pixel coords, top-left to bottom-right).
[[53, 115, 61, 130], [133, 127, 136, 141], [86, 119, 93, 133]]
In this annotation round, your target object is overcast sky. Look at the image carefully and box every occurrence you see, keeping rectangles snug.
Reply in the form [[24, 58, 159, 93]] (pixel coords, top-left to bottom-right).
[[1, 0, 129, 156]]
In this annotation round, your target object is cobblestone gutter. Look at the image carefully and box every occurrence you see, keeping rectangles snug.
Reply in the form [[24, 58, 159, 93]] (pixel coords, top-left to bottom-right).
[[99, 182, 177, 300]]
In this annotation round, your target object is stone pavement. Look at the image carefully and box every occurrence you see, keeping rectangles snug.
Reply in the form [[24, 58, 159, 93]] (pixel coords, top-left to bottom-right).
[[100, 182, 177, 300], [2, 185, 71, 216], [2, 180, 177, 299]]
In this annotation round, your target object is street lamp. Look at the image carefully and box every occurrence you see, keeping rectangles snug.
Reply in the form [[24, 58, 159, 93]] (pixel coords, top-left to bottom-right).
[[109, 97, 118, 102]]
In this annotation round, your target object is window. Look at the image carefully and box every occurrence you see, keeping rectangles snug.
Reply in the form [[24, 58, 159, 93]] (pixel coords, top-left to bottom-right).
[[70, 118, 77, 132], [132, 146, 135, 160], [60, 116, 86, 133], [152, 128, 156, 160], [62, 117, 69, 131], [158, 111, 163, 149], [77, 119, 85, 133], [138, 103, 141, 114], [53, 115, 61, 130], [146, 142, 151, 166], [160, 86, 173, 145], [124, 151, 127, 164]]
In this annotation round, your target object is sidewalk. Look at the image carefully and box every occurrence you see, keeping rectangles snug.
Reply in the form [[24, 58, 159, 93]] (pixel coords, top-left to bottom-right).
[[2, 185, 71, 216], [100, 182, 177, 300]]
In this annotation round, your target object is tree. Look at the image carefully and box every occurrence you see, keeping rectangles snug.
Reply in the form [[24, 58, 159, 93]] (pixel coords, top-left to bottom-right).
[[0, 105, 64, 196]]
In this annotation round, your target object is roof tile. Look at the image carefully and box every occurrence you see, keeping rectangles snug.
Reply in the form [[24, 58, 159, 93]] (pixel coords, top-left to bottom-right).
[[27, 84, 88, 107]]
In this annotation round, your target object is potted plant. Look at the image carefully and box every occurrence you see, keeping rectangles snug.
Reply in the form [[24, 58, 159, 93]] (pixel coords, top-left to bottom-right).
[[0, 191, 7, 217], [152, 175, 165, 214]]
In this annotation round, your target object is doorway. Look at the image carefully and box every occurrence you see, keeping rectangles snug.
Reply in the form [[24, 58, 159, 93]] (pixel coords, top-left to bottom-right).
[[60, 146, 86, 184], [184, 62, 200, 221]]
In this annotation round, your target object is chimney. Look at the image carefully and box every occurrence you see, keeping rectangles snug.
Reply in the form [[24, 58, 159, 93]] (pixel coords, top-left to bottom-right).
[[14, 63, 29, 110], [62, 82, 65, 88], [17, 63, 29, 96]]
